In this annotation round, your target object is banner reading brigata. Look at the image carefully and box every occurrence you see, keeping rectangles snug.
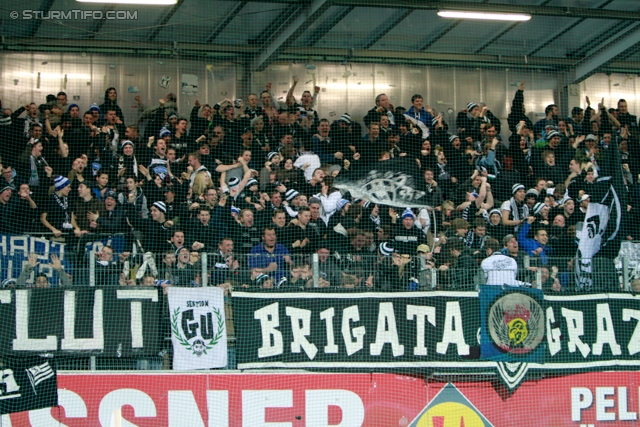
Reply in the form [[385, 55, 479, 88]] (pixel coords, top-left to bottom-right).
[[234, 291, 640, 387], [5, 371, 640, 426], [235, 291, 480, 368], [0, 288, 160, 356]]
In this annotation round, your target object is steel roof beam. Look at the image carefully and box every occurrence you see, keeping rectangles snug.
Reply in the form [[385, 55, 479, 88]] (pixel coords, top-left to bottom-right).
[[206, 1, 248, 44], [250, 0, 331, 71], [332, 0, 640, 21], [147, 0, 185, 43], [300, 6, 354, 46], [360, 9, 412, 50], [573, 25, 640, 83]]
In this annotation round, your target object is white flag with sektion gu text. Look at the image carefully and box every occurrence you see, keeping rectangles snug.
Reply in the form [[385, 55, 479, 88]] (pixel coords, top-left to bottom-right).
[[168, 287, 227, 370]]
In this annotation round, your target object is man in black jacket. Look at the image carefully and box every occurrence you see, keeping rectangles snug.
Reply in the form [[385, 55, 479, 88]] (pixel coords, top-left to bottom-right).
[[228, 208, 262, 255], [94, 190, 127, 235], [190, 101, 213, 140], [364, 93, 394, 127], [446, 238, 478, 290], [126, 200, 174, 254], [507, 81, 534, 135], [68, 111, 100, 160], [94, 245, 125, 287], [391, 208, 427, 255], [187, 207, 218, 253], [0, 185, 14, 234]]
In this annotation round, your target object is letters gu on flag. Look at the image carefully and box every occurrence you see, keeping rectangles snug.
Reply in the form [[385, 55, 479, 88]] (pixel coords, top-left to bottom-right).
[[168, 287, 227, 370]]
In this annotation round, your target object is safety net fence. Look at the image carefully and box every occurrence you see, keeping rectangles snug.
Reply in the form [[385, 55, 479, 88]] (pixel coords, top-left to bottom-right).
[[0, 0, 639, 425]]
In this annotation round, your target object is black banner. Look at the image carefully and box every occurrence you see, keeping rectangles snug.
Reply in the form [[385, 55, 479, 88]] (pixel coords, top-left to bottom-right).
[[545, 294, 640, 364], [0, 288, 161, 357], [334, 157, 429, 208], [234, 291, 640, 375], [0, 357, 58, 415], [235, 291, 480, 368]]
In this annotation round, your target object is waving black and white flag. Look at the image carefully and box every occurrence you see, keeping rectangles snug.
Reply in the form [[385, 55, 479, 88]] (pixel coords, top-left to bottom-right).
[[574, 139, 626, 290], [335, 157, 429, 208], [0, 358, 58, 414]]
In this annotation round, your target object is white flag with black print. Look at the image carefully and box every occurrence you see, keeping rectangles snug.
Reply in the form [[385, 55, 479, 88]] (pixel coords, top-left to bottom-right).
[[574, 134, 625, 291], [168, 287, 227, 370]]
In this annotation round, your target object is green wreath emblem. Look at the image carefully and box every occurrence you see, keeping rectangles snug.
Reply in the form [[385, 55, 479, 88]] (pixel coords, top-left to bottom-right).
[[171, 306, 224, 356]]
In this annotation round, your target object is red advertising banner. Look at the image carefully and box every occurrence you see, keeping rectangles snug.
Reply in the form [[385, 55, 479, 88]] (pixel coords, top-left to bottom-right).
[[5, 371, 640, 426]]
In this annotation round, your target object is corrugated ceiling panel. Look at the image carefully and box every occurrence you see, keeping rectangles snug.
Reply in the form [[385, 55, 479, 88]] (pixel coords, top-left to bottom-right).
[[533, 18, 623, 58], [152, 0, 239, 43], [426, 20, 509, 54], [212, 2, 290, 45], [528, 0, 598, 5], [33, 0, 111, 39], [315, 7, 401, 49], [3, 0, 45, 38], [548, 0, 634, 7], [94, 4, 173, 42], [481, 16, 580, 57], [291, 6, 346, 47], [370, 10, 453, 52]]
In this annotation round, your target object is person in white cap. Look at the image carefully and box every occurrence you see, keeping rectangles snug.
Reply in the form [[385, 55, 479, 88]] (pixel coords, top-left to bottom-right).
[[531, 128, 570, 174], [501, 183, 529, 232], [578, 193, 590, 215], [456, 101, 489, 141], [118, 140, 138, 185], [125, 200, 174, 254], [282, 188, 301, 219], [390, 207, 428, 254], [40, 176, 73, 237], [219, 155, 252, 200]]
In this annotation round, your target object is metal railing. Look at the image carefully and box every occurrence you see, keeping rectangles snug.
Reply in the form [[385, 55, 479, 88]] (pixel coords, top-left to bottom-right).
[[0, 251, 633, 292], [1, 245, 638, 372]]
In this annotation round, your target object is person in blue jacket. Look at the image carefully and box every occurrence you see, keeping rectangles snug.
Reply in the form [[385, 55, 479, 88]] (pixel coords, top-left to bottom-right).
[[517, 216, 553, 265]]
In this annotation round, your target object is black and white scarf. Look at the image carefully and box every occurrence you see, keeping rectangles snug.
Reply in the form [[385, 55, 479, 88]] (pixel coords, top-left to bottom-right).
[[508, 197, 529, 230]]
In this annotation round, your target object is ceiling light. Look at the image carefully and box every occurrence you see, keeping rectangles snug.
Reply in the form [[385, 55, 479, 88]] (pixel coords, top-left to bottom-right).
[[437, 10, 531, 21], [77, 0, 177, 4]]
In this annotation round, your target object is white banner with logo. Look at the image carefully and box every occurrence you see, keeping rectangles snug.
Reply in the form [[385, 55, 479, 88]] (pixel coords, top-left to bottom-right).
[[168, 287, 227, 370]]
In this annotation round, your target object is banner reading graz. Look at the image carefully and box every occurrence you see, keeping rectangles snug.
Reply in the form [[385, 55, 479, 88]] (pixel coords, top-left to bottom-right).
[[234, 291, 640, 379], [0, 288, 161, 357]]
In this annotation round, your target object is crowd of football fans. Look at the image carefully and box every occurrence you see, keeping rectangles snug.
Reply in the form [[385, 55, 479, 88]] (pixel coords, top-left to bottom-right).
[[0, 78, 639, 294]]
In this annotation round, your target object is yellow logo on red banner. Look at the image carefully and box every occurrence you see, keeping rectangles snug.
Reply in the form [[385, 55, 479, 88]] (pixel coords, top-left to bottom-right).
[[409, 384, 493, 427]]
